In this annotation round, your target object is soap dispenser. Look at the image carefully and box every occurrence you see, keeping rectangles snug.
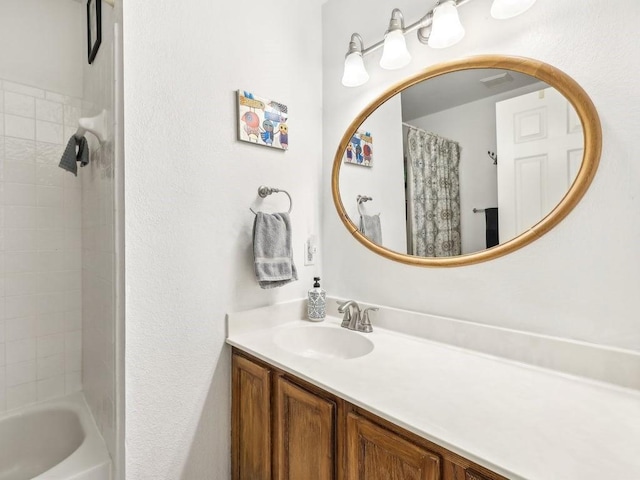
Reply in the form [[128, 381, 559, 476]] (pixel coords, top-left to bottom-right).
[[307, 277, 326, 322]]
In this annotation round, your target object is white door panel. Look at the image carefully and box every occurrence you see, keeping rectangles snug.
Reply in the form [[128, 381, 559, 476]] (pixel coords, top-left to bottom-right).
[[496, 87, 583, 241], [515, 155, 546, 235]]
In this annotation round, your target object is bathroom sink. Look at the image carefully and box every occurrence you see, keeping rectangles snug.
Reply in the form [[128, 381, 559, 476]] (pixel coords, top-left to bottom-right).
[[274, 325, 374, 360]]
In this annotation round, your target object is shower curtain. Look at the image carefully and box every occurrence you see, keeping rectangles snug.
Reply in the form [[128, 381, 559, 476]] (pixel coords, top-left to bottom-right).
[[406, 127, 461, 257]]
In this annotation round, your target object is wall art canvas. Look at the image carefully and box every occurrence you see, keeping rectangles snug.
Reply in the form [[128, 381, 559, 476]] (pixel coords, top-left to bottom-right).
[[344, 131, 373, 167], [237, 90, 289, 150]]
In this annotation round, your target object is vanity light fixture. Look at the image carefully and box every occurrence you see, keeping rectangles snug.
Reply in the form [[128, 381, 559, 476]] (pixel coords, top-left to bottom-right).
[[490, 0, 537, 19], [341, 0, 538, 87], [427, 1, 465, 49], [341, 34, 370, 87], [379, 9, 412, 70]]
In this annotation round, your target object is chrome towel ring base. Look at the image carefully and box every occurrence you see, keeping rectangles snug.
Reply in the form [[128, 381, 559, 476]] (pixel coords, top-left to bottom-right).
[[357, 195, 378, 216], [250, 186, 293, 215]]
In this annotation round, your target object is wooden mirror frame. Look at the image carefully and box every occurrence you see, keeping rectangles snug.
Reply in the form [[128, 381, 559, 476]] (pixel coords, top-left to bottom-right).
[[332, 55, 602, 267]]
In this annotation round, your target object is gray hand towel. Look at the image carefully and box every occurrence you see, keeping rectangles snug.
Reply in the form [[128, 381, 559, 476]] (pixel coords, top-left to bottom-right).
[[59, 135, 89, 176], [359, 214, 382, 244], [253, 212, 298, 289]]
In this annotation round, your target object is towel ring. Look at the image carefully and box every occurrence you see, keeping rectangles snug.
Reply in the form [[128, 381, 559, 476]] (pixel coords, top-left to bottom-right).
[[250, 186, 293, 215], [357, 195, 378, 216]]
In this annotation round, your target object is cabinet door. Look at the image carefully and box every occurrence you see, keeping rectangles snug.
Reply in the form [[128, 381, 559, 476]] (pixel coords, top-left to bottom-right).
[[346, 413, 440, 480], [232, 354, 272, 480], [465, 470, 494, 480], [444, 462, 495, 480], [274, 376, 336, 480]]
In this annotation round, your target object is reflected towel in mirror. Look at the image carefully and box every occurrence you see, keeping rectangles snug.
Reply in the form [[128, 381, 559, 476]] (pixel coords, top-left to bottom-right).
[[485, 207, 499, 248], [253, 212, 298, 289], [359, 214, 382, 244]]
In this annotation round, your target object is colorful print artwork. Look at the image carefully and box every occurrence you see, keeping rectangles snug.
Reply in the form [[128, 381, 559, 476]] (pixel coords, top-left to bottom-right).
[[237, 90, 289, 150], [344, 131, 373, 167]]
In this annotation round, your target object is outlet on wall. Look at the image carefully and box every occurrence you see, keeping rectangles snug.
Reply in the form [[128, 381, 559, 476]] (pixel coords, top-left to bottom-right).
[[304, 237, 318, 266]]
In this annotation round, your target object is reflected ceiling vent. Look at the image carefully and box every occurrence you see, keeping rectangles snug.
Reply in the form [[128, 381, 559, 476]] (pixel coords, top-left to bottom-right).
[[479, 72, 514, 88]]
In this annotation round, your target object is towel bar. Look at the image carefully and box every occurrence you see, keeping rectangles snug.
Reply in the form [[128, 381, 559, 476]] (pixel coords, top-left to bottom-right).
[[250, 186, 293, 215], [473, 207, 497, 213]]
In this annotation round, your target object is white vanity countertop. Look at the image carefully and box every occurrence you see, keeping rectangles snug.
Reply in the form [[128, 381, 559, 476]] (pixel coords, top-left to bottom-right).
[[226, 304, 640, 480]]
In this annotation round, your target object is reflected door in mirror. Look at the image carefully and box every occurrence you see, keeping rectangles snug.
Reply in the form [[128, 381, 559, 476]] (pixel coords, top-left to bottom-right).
[[496, 87, 583, 239]]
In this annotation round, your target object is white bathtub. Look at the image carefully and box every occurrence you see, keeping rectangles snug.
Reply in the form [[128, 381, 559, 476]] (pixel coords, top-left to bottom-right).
[[0, 393, 111, 480]]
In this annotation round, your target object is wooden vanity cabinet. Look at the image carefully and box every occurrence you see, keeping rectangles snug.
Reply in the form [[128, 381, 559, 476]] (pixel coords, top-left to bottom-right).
[[345, 412, 440, 480], [232, 349, 506, 480], [232, 353, 272, 480], [274, 376, 336, 480]]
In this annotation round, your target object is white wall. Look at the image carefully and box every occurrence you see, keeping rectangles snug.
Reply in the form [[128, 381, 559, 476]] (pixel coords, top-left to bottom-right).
[[0, 0, 84, 97], [322, 0, 640, 352], [412, 83, 544, 254], [123, 0, 324, 477], [339, 95, 407, 253]]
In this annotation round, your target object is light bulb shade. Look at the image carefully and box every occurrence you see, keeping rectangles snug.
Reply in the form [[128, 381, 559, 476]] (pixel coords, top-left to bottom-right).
[[341, 52, 369, 87], [379, 30, 411, 70], [428, 0, 465, 49], [490, 0, 537, 19]]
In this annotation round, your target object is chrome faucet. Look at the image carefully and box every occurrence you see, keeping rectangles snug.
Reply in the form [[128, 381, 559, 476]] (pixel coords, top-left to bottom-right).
[[338, 300, 361, 330], [337, 301, 377, 333], [359, 307, 378, 333]]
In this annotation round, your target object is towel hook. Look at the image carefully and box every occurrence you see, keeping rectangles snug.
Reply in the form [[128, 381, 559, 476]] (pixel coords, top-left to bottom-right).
[[250, 186, 293, 215], [75, 109, 107, 144]]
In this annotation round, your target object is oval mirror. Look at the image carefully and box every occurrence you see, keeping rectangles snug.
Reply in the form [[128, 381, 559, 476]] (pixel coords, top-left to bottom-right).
[[332, 55, 602, 267]]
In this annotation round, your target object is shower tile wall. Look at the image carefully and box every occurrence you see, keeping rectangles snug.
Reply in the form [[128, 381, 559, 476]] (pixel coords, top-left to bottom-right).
[[81, 132, 116, 455], [0, 78, 83, 413], [81, 6, 117, 458]]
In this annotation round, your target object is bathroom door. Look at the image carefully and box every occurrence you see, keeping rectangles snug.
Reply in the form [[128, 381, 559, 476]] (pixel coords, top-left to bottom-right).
[[495, 87, 584, 240]]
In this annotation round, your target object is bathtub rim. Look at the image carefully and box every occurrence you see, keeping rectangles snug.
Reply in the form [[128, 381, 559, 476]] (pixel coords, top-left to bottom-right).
[[0, 392, 111, 480]]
